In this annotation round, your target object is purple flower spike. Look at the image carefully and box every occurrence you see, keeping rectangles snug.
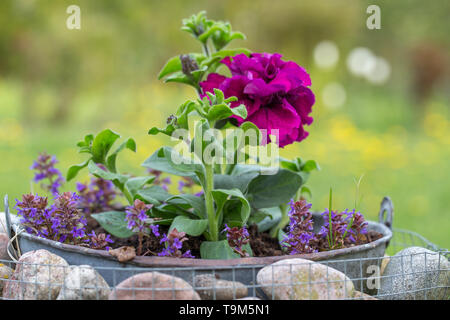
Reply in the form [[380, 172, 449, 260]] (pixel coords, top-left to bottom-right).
[[31, 152, 64, 195], [77, 177, 116, 214], [223, 224, 250, 257], [319, 207, 369, 248], [281, 199, 318, 254], [158, 228, 194, 258]]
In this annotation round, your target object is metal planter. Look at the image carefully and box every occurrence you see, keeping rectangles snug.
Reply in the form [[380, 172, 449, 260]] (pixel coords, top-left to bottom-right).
[[4, 196, 393, 295]]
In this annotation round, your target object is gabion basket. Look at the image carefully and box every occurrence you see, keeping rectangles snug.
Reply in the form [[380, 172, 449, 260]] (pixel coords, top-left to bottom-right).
[[1, 227, 448, 300]]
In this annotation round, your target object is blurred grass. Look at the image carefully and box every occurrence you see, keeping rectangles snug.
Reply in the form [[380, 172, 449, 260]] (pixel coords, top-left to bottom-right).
[[0, 0, 449, 248]]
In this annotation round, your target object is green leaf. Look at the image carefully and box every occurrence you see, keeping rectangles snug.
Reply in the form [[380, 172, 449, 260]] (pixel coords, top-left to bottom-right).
[[302, 160, 320, 172], [91, 129, 121, 164], [169, 216, 208, 237], [124, 176, 155, 200], [212, 188, 250, 225], [175, 101, 196, 130], [249, 207, 282, 232], [247, 169, 303, 209], [158, 56, 182, 80], [91, 211, 133, 238], [66, 160, 89, 181], [278, 229, 288, 248], [211, 48, 251, 59], [166, 194, 206, 219], [106, 138, 136, 172], [136, 185, 172, 205], [200, 240, 252, 259], [142, 147, 198, 179], [213, 170, 258, 194], [88, 161, 129, 187], [230, 104, 247, 119]]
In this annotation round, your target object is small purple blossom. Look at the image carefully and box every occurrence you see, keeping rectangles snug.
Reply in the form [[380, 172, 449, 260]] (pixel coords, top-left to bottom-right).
[[223, 224, 250, 257], [319, 208, 368, 249], [31, 153, 64, 195], [125, 199, 160, 255], [148, 169, 171, 192], [125, 199, 154, 234], [178, 177, 203, 197], [281, 199, 318, 254], [76, 177, 116, 214], [87, 230, 114, 251], [158, 228, 194, 258]]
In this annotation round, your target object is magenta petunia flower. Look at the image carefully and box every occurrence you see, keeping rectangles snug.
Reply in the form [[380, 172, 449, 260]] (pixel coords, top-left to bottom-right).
[[200, 53, 315, 147]]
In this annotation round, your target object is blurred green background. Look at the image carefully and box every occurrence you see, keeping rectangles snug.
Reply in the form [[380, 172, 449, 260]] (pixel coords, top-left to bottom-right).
[[0, 0, 448, 247]]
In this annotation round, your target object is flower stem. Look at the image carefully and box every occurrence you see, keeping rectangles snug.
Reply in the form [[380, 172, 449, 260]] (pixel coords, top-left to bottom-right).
[[269, 203, 289, 238], [204, 163, 217, 241]]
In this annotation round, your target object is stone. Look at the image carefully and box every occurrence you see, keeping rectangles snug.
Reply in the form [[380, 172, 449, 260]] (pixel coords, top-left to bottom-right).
[[352, 290, 378, 300], [380, 255, 390, 275], [2, 249, 69, 300], [0, 213, 6, 233], [193, 274, 248, 300], [0, 263, 14, 295], [0, 233, 9, 261], [379, 246, 449, 300], [236, 296, 261, 300], [109, 271, 200, 300], [109, 246, 136, 262], [257, 258, 355, 300], [57, 265, 110, 300]]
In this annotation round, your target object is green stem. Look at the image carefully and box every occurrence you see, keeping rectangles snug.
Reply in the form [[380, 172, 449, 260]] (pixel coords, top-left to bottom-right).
[[269, 204, 289, 238], [204, 163, 217, 241]]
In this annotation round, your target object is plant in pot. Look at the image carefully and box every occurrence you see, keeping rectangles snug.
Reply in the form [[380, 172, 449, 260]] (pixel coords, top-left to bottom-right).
[[6, 12, 392, 289]]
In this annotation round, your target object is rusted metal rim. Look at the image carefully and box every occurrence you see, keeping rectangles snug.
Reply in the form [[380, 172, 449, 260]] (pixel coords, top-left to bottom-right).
[[13, 220, 392, 268]]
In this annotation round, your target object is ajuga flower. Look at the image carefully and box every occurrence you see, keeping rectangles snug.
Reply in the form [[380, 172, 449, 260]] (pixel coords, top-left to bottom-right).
[[281, 199, 318, 254], [87, 230, 114, 251], [76, 177, 116, 214], [223, 224, 250, 257], [319, 208, 368, 249], [148, 169, 171, 192], [15, 194, 52, 236], [125, 199, 154, 233], [178, 176, 204, 197], [158, 228, 194, 258], [125, 199, 160, 255], [200, 53, 315, 147], [16, 192, 88, 245], [31, 153, 64, 195]]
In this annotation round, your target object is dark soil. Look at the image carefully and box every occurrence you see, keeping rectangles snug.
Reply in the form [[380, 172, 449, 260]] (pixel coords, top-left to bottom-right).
[[87, 217, 383, 258]]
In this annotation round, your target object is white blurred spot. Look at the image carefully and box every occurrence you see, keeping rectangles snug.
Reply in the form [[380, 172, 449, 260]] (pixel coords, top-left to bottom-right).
[[347, 47, 376, 77], [322, 82, 346, 109], [313, 41, 339, 69], [365, 57, 391, 84]]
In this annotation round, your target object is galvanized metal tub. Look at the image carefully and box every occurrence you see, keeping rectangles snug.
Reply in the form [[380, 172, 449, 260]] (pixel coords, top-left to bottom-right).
[[4, 196, 393, 295]]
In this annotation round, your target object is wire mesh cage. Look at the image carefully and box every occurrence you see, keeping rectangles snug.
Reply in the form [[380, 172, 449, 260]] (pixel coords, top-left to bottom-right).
[[0, 228, 448, 300]]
